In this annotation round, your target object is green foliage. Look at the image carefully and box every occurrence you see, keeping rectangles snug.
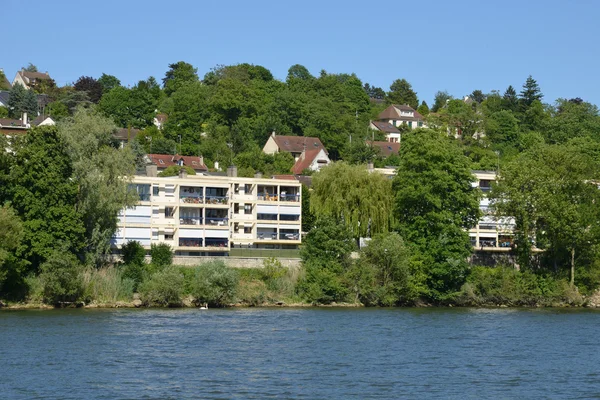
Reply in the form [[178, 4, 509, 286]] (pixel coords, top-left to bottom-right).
[[310, 162, 394, 238], [39, 251, 84, 304], [0, 205, 27, 299], [519, 75, 543, 109], [387, 79, 418, 109], [139, 267, 185, 306], [431, 90, 452, 112], [74, 76, 103, 103], [190, 261, 239, 307], [158, 165, 196, 177], [163, 61, 199, 96], [81, 266, 134, 304], [0, 106, 8, 118], [417, 101, 430, 116], [98, 83, 158, 128], [7, 83, 27, 118], [97, 73, 121, 92], [0, 70, 9, 90], [301, 184, 315, 232], [150, 243, 173, 270], [394, 129, 480, 300], [121, 240, 146, 267], [458, 266, 581, 306], [47, 101, 69, 119]]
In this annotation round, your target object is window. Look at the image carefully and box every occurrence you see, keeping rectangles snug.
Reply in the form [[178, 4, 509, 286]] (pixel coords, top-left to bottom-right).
[[244, 204, 252, 215], [165, 207, 174, 218], [165, 234, 173, 240], [418, 121, 423, 127], [158, 159, 164, 165], [152, 186, 159, 196], [244, 184, 252, 194], [244, 227, 252, 234], [408, 121, 413, 128]]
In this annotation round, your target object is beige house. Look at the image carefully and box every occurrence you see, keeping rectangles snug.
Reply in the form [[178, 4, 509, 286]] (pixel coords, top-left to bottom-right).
[[369, 120, 402, 143], [263, 132, 331, 174], [377, 104, 425, 130], [12, 70, 52, 91], [113, 167, 302, 256]]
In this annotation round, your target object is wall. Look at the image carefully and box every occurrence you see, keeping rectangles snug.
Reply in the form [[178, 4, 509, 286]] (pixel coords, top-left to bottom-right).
[[170, 256, 301, 269]]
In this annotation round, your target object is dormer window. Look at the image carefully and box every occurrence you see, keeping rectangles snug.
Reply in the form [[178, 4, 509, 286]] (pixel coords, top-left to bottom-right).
[[158, 159, 165, 164]]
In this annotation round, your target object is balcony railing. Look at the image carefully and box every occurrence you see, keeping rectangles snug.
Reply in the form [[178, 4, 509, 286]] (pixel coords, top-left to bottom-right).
[[179, 239, 203, 247], [180, 218, 202, 226], [205, 196, 228, 205], [206, 217, 228, 226], [280, 194, 300, 202], [257, 193, 278, 201], [479, 186, 492, 192], [138, 194, 151, 201], [205, 241, 229, 248], [180, 196, 204, 204], [279, 233, 300, 240], [257, 232, 277, 240]]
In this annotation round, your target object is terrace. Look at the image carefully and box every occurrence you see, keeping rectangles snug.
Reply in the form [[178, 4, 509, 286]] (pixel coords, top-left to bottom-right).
[[180, 186, 203, 204], [205, 187, 229, 205], [206, 209, 228, 226]]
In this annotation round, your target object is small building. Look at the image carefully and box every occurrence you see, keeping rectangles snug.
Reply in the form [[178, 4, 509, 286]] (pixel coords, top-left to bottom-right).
[[370, 141, 400, 158], [369, 120, 402, 143], [377, 104, 425, 130], [147, 153, 209, 173], [31, 115, 55, 127], [113, 128, 140, 148], [0, 117, 29, 135], [262, 132, 331, 174], [12, 70, 52, 91]]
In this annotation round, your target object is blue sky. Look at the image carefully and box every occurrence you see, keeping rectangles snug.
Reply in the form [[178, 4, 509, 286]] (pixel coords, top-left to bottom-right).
[[4, 0, 600, 106]]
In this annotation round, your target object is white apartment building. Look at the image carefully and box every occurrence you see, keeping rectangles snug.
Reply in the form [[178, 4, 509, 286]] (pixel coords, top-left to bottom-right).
[[112, 167, 302, 256], [470, 170, 515, 251]]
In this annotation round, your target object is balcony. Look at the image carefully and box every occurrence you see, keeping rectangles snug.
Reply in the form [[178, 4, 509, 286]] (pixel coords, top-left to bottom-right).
[[180, 196, 204, 204], [279, 233, 300, 240], [180, 218, 202, 226], [279, 193, 300, 202], [205, 196, 228, 205], [257, 193, 279, 201], [206, 217, 228, 226], [179, 239, 203, 247]]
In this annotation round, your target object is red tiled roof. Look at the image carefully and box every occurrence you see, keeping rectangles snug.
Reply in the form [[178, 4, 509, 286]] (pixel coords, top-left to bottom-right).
[[21, 71, 51, 80], [0, 118, 26, 127], [291, 148, 324, 175], [272, 135, 326, 154], [148, 154, 208, 171], [370, 120, 401, 134], [370, 141, 400, 157]]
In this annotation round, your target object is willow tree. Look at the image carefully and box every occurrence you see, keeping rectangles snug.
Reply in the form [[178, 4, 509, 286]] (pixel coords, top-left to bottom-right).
[[310, 162, 393, 238]]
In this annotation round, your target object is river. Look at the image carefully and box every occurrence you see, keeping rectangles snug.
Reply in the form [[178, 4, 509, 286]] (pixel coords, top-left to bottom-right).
[[1, 308, 599, 399]]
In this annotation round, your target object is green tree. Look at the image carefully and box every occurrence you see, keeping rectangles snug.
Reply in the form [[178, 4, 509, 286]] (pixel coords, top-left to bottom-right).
[[0, 205, 25, 297], [310, 162, 394, 238], [393, 129, 480, 300], [286, 64, 314, 82], [502, 85, 518, 111], [0, 70, 10, 90], [163, 61, 199, 96], [387, 79, 418, 109], [23, 63, 38, 72], [97, 73, 121, 92], [431, 90, 452, 112], [7, 83, 27, 118], [150, 243, 173, 270], [23, 89, 39, 117], [519, 75, 543, 109], [485, 110, 520, 146], [39, 250, 84, 304], [47, 101, 69, 120], [301, 184, 315, 232], [417, 101, 430, 116], [190, 261, 238, 307]]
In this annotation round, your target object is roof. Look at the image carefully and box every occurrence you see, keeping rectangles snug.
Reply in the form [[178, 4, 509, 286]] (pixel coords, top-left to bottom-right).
[[370, 141, 400, 157], [296, 175, 313, 187], [155, 113, 168, 123], [370, 120, 401, 134], [291, 148, 325, 175], [271, 134, 326, 154], [0, 118, 26, 127], [20, 71, 51, 81], [147, 154, 208, 171], [377, 104, 423, 122], [0, 90, 9, 106], [113, 127, 141, 141], [31, 115, 55, 126]]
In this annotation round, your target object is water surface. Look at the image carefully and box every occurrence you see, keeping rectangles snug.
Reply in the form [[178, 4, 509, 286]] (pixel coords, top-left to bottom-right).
[[1, 307, 599, 399]]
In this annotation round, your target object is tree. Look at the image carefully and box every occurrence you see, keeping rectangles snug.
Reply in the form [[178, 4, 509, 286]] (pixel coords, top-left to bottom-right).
[[23, 63, 38, 72], [8, 125, 86, 270], [163, 61, 199, 95], [491, 142, 600, 285], [417, 101, 430, 116], [59, 107, 137, 266], [431, 90, 452, 112], [393, 129, 480, 300], [469, 90, 486, 104], [286, 64, 314, 83], [23, 89, 39, 117], [7, 83, 27, 118], [363, 83, 385, 100], [74, 76, 103, 103], [519, 75, 543, 108], [310, 162, 394, 238], [98, 85, 156, 128], [0, 206, 24, 296], [502, 85, 518, 111], [97, 73, 121, 92], [301, 184, 315, 232], [0, 70, 10, 90], [485, 110, 520, 146], [387, 79, 418, 109]]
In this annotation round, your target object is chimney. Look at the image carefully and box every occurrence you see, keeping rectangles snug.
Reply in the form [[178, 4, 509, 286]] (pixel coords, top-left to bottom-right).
[[22, 112, 28, 124], [199, 155, 204, 166], [271, 131, 276, 138], [227, 165, 237, 177], [179, 168, 188, 179], [254, 172, 263, 179], [214, 161, 220, 171], [146, 165, 158, 177], [367, 162, 374, 172]]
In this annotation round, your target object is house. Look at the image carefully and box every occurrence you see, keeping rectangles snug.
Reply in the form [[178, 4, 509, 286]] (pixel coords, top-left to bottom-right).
[[31, 115, 56, 127], [146, 153, 208, 173], [113, 127, 140, 148], [0, 117, 29, 135], [262, 132, 331, 174], [376, 104, 425, 130], [113, 167, 302, 255], [369, 141, 400, 157], [153, 113, 168, 130], [12, 70, 52, 91], [369, 120, 402, 143]]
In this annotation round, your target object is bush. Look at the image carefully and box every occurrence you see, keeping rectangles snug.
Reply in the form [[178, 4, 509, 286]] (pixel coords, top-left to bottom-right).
[[81, 266, 134, 304], [297, 260, 348, 305], [39, 252, 84, 304], [150, 243, 173, 271], [138, 268, 185, 307], [121, 240, 146, 266], [190, 261, 238, 307], [158, 165, 196, 177]]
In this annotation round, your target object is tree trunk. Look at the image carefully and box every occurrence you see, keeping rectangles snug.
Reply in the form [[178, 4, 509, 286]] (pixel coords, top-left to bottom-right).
[[570, 247, 575, 288]]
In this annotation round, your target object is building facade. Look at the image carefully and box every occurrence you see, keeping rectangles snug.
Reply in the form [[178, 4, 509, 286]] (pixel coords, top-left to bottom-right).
[[112, 171, 302, 256]]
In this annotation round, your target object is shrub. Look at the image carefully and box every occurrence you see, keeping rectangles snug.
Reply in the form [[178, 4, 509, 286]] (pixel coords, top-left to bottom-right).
[[81, 266, 134, 304], [297, 260, 348, 304], [150, 243, 173, 271], [158, 165, 196, 177], [261, 258, 288, 292], [121, 241, 146, 266], [138, 268, 185, 307], [190, 261, 238, 307], [39, 252, 84, 304]]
